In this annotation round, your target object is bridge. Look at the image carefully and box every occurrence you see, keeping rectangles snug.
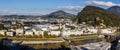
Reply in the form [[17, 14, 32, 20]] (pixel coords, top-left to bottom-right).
[[12, 41, 65, 44]]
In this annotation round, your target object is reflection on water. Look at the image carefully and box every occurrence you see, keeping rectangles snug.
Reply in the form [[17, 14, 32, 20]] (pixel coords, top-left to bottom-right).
[[0, 38, 71, 50], [0, 37, 105, 50]]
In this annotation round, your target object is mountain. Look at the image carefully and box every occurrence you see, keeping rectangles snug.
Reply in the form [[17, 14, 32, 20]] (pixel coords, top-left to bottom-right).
[[42, 10, 75, 18], [73, 6, 120, 26], [107, 6, 120, 17], [1, 15, 39, 18]]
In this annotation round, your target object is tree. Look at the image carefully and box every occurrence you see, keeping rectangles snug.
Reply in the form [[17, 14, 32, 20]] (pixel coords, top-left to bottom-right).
[[71, 26, 76, 30], [60, 42, 68, 47], [49, 34, 57, 38], [24, 35, 32, 38], [38, 34, 43, 38], [0, 34, 4, 37], [34, 44, 43, 49], [58, 27, 63, 31], [15, 35, 21, 38], [10, 24, 23, 29], [33, 35, 38, 38], [43, 31, 49, 38], [0, 24, 4, 30]]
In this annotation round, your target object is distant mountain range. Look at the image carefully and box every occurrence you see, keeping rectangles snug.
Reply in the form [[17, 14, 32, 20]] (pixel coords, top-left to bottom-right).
[[73, 6, 120, 26], [107, 6, 120, 17], [0, 15, 39, 18], [0, 10, 75, 19], [41, 10, 75, 19]]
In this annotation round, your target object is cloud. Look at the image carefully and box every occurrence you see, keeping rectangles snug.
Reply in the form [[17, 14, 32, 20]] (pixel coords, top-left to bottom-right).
[[0, 10, 17, 15], [86, 1, 120, 7], [51, 6, 84, 11], [0, 9, 47, 15], [0, 6, 84, 15], [49, 6, 84, 14]]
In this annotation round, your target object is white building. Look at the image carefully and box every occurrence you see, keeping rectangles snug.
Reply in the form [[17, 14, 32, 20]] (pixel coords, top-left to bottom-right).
[[0, 30, 7, 35], [6, 31, 14, 36], [24, 26, 31, 29], [33, 29, 44, 35], [41, 28, 48, 31], [88, 29, 98, 34], [48, 25, 59, 30], [49, 31, 60, 36], [35, 31, 43, 35], [101, 28, 116, 34], [24, 30, 34, 36], [16, 28, 24, 36], [61, 30, 83, 37]]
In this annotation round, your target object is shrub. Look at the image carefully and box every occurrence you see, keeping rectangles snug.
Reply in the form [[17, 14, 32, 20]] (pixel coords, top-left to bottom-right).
[[43, 31, 49, 38], [34, 44, 43, 49], [0, 34, 4, 37], [15, 35, 21, 38], [71, 26, 76, 30], [59, 42, 68, 47], [24, 35, 32, 38], [38, 34, 43, 38], [33, 35, 38, 38], [46, 43, 57, 49]]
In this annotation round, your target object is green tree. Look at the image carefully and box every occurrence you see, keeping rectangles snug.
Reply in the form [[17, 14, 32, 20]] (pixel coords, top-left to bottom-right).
[[43, 31, 49, 38], [15, 35, 21, 38], [34, 44, 43, 49], [58, 27, 63, 31], [33, 35, 38, 38], [10, 24, 23, 29], [24, 35, 32, 38], [71, 26, 76, 30], [0, 34, 4, 37], [0, 24, 4, 30], [74, 6, 120, 26], [38, 34, 43, 38]]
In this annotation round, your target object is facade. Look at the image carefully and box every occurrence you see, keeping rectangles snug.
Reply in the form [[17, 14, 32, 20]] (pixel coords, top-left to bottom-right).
[[101, 29, 116, 34], [49, 31, 60, 36], [35, 31, 43, 35], [61, 30, 83, 37], [6, 31, 14, 36], [32, 28, 44, 35], [24, 30, 34, 36], [16, 29, 24, 36], [48, 25, 59, 30], [0, 30, 7, 35]]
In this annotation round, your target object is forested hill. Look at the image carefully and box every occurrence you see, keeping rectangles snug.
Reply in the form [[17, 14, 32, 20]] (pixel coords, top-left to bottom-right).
[[73, 6, 120, 26]]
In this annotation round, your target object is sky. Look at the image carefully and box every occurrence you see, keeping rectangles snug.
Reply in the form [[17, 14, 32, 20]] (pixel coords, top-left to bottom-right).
[[0, 0, 120, 15]]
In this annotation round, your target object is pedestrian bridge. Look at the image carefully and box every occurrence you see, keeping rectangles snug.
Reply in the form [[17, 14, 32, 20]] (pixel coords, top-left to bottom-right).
[[12, 40, 65, 44]]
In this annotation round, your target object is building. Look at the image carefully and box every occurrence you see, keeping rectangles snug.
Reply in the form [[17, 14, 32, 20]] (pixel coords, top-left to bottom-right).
[[48, 25, 59, 30], [0, 30, 7, 36], [16, 28, 24, 36], [101, 28, 116, 34], [32, 29, 44, 35], [49, 31, 60, 36], [61, 30, 83, 37], [6, 31, 14, 36], [24, 30, 34, 36]]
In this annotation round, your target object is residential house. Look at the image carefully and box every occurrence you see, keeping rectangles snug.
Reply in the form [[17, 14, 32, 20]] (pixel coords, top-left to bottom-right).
[[24, 30, 34, 36], [49, 31, 60, 36], [0, 30, 7, 36], [6, 31, 14, 36], [16, 28, 24, 36]]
